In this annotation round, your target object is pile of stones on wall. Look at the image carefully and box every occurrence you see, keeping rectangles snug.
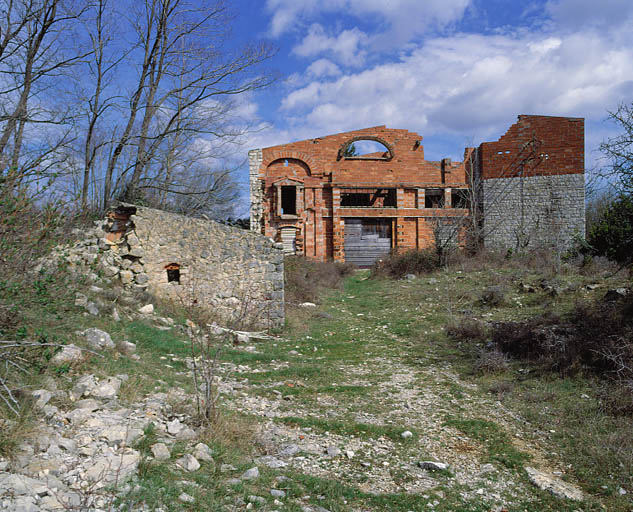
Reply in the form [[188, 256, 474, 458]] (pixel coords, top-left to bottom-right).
[[43, 204, 285, 329]]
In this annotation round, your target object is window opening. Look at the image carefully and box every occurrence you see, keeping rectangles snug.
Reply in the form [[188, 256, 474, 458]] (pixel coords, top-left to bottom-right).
[[339, 137, 393, 160], [451, 189, 471, 209], [340, 188, 396, 207], [281, 186, 297, 215], [425, 189, 445, 208], [165, 263, 180, 283]]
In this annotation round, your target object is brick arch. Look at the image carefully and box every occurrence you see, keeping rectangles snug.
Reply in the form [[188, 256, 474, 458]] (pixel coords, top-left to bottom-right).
[[338, 136, 394, 161], [262, 151, 316, 174]]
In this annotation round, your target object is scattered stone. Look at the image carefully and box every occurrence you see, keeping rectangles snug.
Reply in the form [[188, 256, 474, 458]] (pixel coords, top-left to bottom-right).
[[51, 344, 83, 365], [85, 302, 100, 315], [31, 390, 53, 409], [91, 377, 122, 399], [255, 455, 287, 469], [404, 274, 416, 281], [619, 487, 627, 495], [326, 445, 341, 457], [167, 419, 184, 435], [605, 288, 629, 301], [479, 463, 496, 475], [75, 293, 88, 307], [138, 304, 154, 315], [418, 461, 449, 471], [271, 489, 286, 498], [345, 450, 355, 459], [241, 467, 260, 480], [117, 340, 136, 354], [151, 443, 170, 461], [176, 426, 197, 441], [301, 506, 331, 512], [299, 302, 317, 308], [193, 443, 213, 462], [221, 463, 237, 472], [401, 430, 413, 439], [226, 478, 241, 485], [176, 454, 200, 472], [525, 467, 584, 501], [179, 493, 195, 503], [278, 444, 300, 457], [428, 278, 439, 285], [84, 328, 115, 349], [112, 307, 121, 322], [73, 374, 98, 396], [84, 450, 140, 487], [236, 333, 250, 344], [248, 495, 266, 505]]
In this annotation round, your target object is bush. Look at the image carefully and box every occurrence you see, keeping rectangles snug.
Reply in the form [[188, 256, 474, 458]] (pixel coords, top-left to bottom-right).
[[284, 256, 355, 304], [474, 347, 509, 375], [371, 248, 439, 279], [587, 194, 633, 265], [479, 286, 507, 307], [446, 318, 487, 342]]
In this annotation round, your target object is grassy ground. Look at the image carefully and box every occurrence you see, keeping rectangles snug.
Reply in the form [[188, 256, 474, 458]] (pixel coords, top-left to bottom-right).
[[2, 253, 632, 511]]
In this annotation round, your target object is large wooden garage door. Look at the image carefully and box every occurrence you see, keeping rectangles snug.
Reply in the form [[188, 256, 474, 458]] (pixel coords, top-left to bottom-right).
[[344, 218, 392, 266]]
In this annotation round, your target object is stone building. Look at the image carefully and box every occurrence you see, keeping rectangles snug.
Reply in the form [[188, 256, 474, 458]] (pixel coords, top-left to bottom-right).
[[101, 204, 284, 328], [249, 115, 585, 264]]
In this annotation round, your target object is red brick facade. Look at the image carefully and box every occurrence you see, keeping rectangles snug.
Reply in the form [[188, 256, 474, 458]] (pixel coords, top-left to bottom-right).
[[250, 115, 584, 263]]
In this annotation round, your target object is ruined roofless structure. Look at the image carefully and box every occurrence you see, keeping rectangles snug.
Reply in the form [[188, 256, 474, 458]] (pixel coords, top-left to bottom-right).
[[249, 115, 585, 265]]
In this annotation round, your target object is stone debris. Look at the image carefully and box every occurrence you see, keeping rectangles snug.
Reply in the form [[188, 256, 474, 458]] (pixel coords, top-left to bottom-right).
[[51, 344, 83, 365], [401, 430, 413, 439], [151, 443, 171, 461], [176, 454, 200, 472], [418, 461, 450, 471], [525, 467, 584, 501], [241, 467, 260, 480], [138, 304, 154, 315], [193, 443, 214, 462]]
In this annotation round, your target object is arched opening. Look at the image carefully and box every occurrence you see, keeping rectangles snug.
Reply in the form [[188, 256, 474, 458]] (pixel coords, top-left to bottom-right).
[[339, 137, 394, 160]]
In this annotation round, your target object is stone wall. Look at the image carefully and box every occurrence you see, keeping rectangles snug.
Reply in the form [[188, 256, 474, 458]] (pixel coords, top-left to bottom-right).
[[482, 173, 585, 249], [249, 148, 264, 233], [100, 204, 284, 328]]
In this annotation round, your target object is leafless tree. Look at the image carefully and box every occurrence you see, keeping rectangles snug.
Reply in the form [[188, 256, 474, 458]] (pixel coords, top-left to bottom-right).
[[0, 0, 89, 191]]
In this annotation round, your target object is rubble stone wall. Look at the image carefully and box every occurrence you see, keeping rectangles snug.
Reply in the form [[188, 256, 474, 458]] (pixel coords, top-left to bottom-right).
[[98, 205, 284, 328]]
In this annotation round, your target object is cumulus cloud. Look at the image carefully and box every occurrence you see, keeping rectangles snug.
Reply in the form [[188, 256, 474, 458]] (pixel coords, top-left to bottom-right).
[[546, 0, 633, 30], [278, 25, 633, 146], [293, 24, 367, 65], [266, 0, 471, 42], [306, 58, 342, 78]]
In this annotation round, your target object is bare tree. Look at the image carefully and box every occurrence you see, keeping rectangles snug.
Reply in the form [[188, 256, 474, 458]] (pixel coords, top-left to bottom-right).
[[98, 0, 274, 210], [0, 0, 89, 189]]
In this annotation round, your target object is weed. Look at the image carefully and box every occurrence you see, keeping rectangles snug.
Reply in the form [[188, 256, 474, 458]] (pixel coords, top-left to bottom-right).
[[371, 248, 439, 279]]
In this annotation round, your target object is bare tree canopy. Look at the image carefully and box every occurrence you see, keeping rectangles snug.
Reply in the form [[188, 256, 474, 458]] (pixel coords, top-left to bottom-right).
[[599, 102, 633, 195], [0, 0, 275, 218]]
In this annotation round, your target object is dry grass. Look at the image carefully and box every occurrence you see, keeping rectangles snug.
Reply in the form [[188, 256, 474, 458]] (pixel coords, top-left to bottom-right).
[[284, 256, 355, 305]]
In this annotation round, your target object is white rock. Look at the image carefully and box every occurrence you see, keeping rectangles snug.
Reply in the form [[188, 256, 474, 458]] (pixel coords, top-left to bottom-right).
[[271, 489, 286, 498], [255, 455, 287, 469], [91, 377, 122, 399], [525, 467, 584, 501], [138, 304, 154, 314], [299, 302, 317, 308], [326, 445, 341, 457], [51, 344, 83, 364], [117, 340, 137, 354], [401, 430, 413, 439], [176, 454, 200, 472], [84, 450, 140, 487], [167, 419, 184, 435], [241, 467, 260, 480], [31, 389, 53, 409], [73, 374, 98, 396], [84, 328, 115, 349], [151, 443, 170, 461], [345, 450, 355, 459], [193, 443, 213, 462], [179, 493, 195, 503], [418, 461, 449, 471]]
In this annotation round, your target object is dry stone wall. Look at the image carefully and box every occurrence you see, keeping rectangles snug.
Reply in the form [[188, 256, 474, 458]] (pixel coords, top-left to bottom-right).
[[100, 205, 284, 329]]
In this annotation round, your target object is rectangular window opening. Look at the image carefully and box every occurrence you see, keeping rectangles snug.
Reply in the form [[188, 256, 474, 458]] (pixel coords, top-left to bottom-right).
[[425, 189, 445, 208], [281, 186, 297, 215], [340, 188, 396, 208], [451, 189, 471, 209]]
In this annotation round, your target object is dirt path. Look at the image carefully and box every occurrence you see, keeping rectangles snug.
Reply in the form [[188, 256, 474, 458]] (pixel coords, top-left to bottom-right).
[[218, 274, 594, 511]]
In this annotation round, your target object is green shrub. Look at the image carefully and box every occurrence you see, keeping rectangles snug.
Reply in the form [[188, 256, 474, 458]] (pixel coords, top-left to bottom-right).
[[587, 194, 633, 264]]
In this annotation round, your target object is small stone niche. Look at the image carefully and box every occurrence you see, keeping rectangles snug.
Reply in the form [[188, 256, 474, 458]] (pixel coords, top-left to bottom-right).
[[165, 263, 181, 284]]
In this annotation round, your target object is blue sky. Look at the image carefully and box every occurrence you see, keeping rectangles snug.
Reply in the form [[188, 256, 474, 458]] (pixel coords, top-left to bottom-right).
[[224, 0, 633, 210]]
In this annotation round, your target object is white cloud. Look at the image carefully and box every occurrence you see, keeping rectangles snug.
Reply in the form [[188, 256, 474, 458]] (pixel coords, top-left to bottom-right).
[[546, 0, 633, 30], [293, 24, 367, 65], [266, 0, 471, 42], [306, 58, 342, 78], [277, 26, 633, 149]]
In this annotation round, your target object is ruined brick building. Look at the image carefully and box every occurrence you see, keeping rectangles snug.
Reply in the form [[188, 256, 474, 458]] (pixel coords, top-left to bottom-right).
[[249, 115, 585, 265]]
